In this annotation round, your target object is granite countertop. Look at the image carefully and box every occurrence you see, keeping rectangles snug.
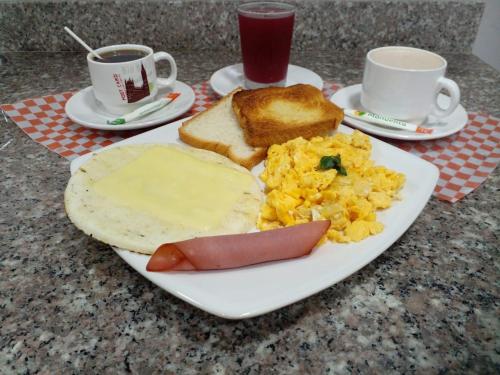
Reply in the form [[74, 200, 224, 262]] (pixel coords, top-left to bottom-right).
[[1, 50, 499, 373]]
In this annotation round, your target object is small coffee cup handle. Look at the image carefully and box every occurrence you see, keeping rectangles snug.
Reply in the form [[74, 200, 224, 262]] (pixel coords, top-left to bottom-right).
[[153, 52, 177, 87], [432, 77, 460, 118]]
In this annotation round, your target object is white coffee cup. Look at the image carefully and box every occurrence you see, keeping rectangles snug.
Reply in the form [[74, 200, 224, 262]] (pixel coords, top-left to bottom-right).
[[87, 44, 177, 115], [360, 46, 460, 124]]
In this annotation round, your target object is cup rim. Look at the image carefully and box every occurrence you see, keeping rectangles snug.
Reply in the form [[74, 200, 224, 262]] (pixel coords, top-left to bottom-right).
[[87, 44, 153, 65], [367, 46, 447, 72], [237, 2, 295, 18]]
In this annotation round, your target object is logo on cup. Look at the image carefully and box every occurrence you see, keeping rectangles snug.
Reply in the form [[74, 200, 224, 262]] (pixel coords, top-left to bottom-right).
[[111, 64, 151, 104]]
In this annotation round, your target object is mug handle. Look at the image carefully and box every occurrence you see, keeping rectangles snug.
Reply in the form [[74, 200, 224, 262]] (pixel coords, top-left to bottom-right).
[[153, 52, 177, 88], [432, 77, 460, 118]]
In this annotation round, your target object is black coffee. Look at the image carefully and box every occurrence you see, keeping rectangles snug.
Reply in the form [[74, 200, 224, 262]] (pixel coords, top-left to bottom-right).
[[97, 49, 146, 63]]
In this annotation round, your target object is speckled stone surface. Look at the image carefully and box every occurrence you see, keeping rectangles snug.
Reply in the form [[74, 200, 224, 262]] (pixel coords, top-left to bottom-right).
[[0, 0, 485, 53], [1, 50, 499, 373]]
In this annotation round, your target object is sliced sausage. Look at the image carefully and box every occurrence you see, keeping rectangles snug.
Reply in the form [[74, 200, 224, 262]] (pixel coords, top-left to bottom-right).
[[146, 220, 330, 272]]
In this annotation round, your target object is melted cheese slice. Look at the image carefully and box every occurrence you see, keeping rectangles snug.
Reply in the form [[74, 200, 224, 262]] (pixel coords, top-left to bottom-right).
[[93, 146, 255, 231]]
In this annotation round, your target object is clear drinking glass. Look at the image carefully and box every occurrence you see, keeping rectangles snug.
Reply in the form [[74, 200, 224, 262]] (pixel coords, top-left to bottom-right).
[[237, 2, 295, 89]]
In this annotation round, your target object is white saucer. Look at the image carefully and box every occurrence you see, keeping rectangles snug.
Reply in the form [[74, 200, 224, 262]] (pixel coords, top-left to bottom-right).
[[65, 81, 195, 131], [330, 84, 468, 141], [210, 63, 324, 96]]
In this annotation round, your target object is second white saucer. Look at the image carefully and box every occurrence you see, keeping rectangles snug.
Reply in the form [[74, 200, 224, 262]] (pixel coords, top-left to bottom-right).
[[331, 84, 468, 141], [65, 81, 195, 131], [210, 63, 324, 96]]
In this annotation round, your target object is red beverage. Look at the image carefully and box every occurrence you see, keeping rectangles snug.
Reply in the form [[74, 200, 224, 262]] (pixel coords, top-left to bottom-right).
[[238, 2, 295, 87]]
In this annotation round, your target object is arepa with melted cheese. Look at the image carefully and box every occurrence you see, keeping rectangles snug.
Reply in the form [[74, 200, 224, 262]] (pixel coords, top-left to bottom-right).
[[65, 144, 262, 254]]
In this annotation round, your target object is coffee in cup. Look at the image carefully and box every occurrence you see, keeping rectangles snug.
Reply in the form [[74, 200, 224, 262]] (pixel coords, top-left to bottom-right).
[[87, 44, 177, 115], [360, 46, 460, 124], [97, 49, 148, 63]]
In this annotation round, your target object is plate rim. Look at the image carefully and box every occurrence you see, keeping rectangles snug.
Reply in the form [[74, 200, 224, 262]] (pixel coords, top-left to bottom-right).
[[64, 81, 195, 131], [209, 63, 324, 97], [69, 118, 439, 319], [331, 84, 468, 141]]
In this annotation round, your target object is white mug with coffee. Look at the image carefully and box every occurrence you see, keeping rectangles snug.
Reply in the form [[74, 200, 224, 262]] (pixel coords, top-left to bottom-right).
[[87, 44, 177, 115], [361, 46, 460, 124]]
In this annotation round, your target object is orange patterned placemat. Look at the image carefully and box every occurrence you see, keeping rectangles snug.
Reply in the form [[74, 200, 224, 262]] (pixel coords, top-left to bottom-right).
[[1, 81, 498, 203]]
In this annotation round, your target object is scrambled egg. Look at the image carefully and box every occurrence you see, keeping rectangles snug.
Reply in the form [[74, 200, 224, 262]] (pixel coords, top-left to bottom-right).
[[257, 131, 405, 242]]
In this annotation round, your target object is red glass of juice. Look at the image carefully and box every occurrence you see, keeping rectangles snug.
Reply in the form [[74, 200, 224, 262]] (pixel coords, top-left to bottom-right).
[[238, 2, 295, 88]]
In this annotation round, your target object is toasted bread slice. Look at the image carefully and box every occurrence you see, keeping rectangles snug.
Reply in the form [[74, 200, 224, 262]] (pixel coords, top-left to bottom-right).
[[179, 89, 267, 169], [232, 84, 344, 147]]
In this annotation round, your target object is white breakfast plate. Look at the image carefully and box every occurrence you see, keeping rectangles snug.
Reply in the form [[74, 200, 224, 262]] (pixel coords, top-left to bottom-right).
[[70, 118, 438, 319], [331, 84, 468, 141], [65, 81, 195, 131], [210, 63, 324, 96]]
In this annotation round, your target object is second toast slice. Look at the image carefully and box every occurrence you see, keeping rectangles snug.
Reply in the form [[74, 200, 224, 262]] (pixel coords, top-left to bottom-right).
[[178, 89, 267, 169], [232, 84, 344, 147]]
